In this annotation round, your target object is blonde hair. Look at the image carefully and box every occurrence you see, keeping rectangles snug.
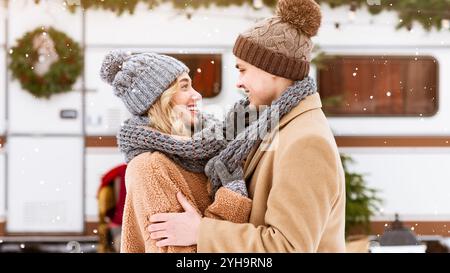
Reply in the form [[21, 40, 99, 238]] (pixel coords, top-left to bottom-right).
[[147, 81, 192, 137]]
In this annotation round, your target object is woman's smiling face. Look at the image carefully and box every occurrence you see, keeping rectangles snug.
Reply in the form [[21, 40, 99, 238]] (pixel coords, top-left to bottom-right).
[[171, 72, 202, 127]]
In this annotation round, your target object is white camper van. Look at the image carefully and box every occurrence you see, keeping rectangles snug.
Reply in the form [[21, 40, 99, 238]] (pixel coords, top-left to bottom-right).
[[0, 1, 449, 249]]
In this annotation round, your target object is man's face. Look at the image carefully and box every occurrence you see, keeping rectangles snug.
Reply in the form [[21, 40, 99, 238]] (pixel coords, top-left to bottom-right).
[[235, 58, 279, 107]]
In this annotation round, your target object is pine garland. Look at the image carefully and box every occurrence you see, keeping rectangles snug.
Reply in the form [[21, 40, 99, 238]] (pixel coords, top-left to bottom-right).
[[316, 0, 450, 31], [34, 0, 450, 31], [9, 27, 83, 99]]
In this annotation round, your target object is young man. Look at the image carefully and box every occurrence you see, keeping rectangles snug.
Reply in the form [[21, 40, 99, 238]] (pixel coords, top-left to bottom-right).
[[148, 0, 346, 252]]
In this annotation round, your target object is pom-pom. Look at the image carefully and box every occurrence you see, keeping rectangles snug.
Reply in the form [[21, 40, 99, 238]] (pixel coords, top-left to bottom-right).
[[100, 50, 130, 85], [276, 0, 322, 37]]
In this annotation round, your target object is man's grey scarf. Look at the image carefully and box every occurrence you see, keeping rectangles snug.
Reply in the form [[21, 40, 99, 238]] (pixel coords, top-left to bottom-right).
[[117, 76, 317, 196], [205, 77, 317, 196]]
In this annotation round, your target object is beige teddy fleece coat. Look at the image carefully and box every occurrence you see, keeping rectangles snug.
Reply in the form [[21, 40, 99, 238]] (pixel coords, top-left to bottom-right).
[[120, 151, 252, 253]]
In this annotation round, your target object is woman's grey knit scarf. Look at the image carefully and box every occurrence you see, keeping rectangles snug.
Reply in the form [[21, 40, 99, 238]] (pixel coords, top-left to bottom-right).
[[117, 113, 227, 173], [117, 76, 317, 196]]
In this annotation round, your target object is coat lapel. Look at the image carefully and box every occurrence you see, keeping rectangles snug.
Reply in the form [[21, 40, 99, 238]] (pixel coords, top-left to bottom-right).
[[243, 92, 323, 180]]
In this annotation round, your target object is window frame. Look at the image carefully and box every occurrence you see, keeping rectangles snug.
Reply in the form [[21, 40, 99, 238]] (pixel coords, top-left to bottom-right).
[[316, 55, 440, 118], [167, 53, 222, 99]]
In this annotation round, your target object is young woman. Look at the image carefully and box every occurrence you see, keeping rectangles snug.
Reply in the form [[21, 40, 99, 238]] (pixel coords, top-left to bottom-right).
[[100, 51, 251, 253]]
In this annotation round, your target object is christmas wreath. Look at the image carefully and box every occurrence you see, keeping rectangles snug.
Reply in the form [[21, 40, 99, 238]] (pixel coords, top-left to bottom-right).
[[9, 26, 83, 99]]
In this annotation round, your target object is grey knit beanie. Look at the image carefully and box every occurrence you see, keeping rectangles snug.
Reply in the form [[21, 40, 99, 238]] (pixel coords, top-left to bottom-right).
[[100, 50, 189, 115]]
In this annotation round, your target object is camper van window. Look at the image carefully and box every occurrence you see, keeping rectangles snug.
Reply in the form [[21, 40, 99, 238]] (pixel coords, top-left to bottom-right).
[[168, 54, 222, 98], [317, 56, 438, 117]]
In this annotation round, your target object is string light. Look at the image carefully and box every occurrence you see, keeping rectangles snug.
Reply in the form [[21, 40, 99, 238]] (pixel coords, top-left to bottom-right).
[[252, 0, 263, 10], [442, 19, 450, 30]]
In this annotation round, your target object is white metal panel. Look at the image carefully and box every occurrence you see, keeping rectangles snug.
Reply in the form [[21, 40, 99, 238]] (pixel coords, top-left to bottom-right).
[[0, 50, 4, 135], [0, 6, 4, 135], [0, 3, 5, 45], [85, 149, 125, 221], [85, 3, 271, 47], [370, 245, 427, 253], [85, 49, 130, 136], [339, 147, 450, 221], [8, 80, 83, 135], [0, 151, 5, 221], [7, 0, 82, 45], [7, 137, 83, 233], [317, 6, 450, 47], [7, 0, 83, 135], [0, 3, 5, 220]]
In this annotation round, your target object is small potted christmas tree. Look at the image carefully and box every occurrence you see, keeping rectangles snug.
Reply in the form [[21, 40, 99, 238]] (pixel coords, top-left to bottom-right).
[[341, 155, 382, 252]]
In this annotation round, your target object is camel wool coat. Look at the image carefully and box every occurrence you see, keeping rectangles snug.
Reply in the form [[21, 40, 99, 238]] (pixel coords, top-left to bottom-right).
[[197, 92, 346, 252]]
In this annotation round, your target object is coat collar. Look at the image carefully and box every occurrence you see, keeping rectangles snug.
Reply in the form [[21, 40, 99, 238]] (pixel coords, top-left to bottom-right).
[[243, 92, 323, 180]]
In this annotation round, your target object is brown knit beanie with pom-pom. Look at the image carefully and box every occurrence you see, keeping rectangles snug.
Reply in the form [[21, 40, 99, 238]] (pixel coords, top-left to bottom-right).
[[232, 0, 322, 80]]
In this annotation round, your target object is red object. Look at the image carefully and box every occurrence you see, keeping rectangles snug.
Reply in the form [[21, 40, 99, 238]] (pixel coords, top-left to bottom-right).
[[98, 164, 127, 226]]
